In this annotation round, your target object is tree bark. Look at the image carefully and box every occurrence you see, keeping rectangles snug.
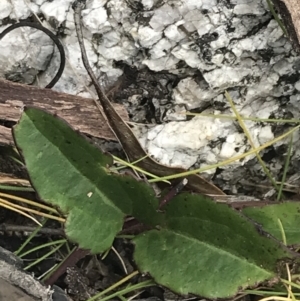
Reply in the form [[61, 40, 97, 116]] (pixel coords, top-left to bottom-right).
[[0, 78, 128, 146]]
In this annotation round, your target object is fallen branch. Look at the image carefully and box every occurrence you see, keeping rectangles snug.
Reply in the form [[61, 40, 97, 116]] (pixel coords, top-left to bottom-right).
[[0, 78, 128, 146]]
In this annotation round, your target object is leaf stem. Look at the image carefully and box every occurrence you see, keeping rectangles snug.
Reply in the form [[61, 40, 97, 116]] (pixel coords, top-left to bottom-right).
[[43, 247, 89, 286]]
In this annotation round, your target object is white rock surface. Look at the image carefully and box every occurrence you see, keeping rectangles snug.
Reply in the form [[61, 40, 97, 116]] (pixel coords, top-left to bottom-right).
[[0, 0, 12, 19], [1, 0, 300, 193]]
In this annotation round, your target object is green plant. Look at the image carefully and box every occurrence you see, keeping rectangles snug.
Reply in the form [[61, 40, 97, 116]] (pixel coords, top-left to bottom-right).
[[12, 107, 300, 299]]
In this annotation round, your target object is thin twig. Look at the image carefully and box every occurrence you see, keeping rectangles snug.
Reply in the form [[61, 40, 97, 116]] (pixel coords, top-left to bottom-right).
[[72, 0, 110, 111], [43, 247, 89, 286], [0, 224, 65, 236]]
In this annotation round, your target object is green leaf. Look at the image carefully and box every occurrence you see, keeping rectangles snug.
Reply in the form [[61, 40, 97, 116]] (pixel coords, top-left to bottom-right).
[[242, 202, 300, 245], [134, 194, 291, 298], [13, 107, 161, 253]]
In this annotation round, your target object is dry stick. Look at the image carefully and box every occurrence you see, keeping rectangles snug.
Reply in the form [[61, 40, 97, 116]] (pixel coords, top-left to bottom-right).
[[0, 224, 65, 236], [0, 78, 128, 146], [72, 0, 224, 197], [43, 247, 89, 286]]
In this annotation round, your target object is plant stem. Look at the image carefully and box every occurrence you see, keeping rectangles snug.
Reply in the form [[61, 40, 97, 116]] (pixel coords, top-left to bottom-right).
[[43, 247, 89, 286]]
